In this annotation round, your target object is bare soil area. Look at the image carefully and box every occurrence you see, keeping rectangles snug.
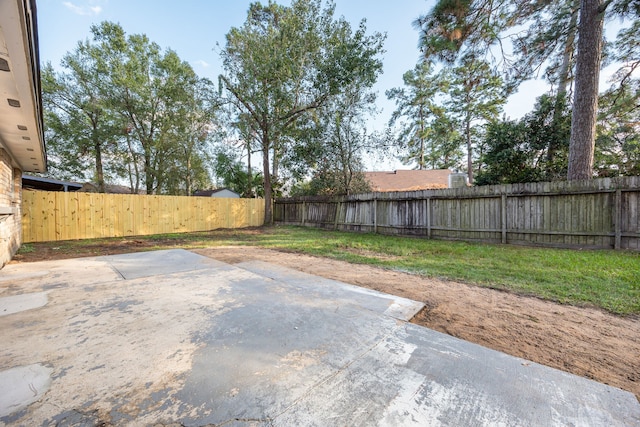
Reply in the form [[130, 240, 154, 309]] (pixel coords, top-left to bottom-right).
[[11, 243, 639, 401], [195, 246, 640, 402]]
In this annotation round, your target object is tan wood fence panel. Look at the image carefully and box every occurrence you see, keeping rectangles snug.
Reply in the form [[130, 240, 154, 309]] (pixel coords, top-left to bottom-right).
[[274, 177, 640, 250], [22, 190, 265, 243]]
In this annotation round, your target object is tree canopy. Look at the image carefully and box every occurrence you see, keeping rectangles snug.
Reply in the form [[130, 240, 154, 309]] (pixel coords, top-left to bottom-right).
[[43, 22, 218, 195], [42, 1, 640, 201], [219, 0, 384, 222], [414, 0, 640, 181]]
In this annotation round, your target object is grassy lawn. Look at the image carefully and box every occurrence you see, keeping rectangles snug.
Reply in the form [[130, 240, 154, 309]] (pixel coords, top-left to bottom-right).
[[16, 226, 640, 316]]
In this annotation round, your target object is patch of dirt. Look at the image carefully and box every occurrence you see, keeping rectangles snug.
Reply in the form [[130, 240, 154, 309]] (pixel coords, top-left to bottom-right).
[[194, 246, 640, 401], [11, 239, 182, 262]]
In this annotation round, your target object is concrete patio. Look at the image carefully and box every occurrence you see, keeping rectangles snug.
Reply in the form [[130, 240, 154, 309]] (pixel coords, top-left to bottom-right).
[[1, 249, 638, 426]]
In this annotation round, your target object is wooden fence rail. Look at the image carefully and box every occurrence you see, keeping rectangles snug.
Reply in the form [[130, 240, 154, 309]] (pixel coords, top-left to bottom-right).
[[22, 190, 265, 243], [274, 177, 640, 250]]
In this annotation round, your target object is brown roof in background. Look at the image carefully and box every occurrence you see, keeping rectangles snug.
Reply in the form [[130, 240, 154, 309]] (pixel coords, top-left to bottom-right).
[[80, 183, 146, 194], [363, 169, 451, 192]]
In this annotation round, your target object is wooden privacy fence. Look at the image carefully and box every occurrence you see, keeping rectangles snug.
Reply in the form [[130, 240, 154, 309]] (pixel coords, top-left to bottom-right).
[[22, 190, 265, 243], [274, 177, 640, 250]]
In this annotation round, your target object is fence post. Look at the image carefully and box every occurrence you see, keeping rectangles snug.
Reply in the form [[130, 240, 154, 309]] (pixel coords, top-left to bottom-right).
[[334, 201, 341, 230], [282, 200, 286, 224], [426, 197, 431, 239], [302, 200, 306, 226], [373, 196, 378, 234], [501, 193, 507, 244], [615, 189, 622, 250]]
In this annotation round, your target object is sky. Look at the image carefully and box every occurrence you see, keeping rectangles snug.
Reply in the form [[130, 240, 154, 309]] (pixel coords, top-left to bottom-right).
[[34, 0, 580, 170]]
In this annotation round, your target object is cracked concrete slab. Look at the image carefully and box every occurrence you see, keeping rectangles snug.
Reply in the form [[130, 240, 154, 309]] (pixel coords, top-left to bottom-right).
[[1, 249, 638, 426]]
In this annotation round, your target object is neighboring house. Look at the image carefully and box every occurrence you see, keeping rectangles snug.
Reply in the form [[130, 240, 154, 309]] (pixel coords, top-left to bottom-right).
[[22, 176, 147, 194], [194, 188, 241, 198], [80, 182, 146, 194], [363, 169, 452, 192], [0, 0, 46, 267], [22, 174, 82, 192]]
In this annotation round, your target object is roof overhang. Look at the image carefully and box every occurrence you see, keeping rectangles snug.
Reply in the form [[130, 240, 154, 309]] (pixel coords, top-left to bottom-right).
[[0, 0, 46, 173], [22, 174, 82, 192]]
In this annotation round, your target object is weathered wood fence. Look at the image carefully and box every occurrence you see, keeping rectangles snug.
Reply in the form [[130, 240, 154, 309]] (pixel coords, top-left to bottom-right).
[[274, 177, 640, 250], [22, 190, 265, 243]]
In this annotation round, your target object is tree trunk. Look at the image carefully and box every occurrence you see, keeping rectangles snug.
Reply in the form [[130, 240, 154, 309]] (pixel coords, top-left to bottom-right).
[[567, 0, 604, 180], [91, 115, 105, 193], [419, 104, 425, 170], [246, 142, 252, 197], [557, 0, 579, 96], [272, 142, 279, 181], [144, 144, 154, 194], [465, 113, 473, 184], [262, 133, 273, 224], [185, 154, 192, 196], [95, 144, 105, 192], [93, 137, 105, 193], [548, 0, 578, 171], [126, 132, 140, 194]]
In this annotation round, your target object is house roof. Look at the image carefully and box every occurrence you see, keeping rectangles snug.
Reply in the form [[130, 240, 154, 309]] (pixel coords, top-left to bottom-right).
[[80, 182, 146, 194], [22, 174, 82, 192], [22, 176, 145, 194], [0, 0, 46, 173], [364, 169, 451, 192], [193, 188, 240, 197]]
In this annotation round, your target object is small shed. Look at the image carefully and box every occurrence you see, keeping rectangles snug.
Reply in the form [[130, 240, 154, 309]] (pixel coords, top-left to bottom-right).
[[194, 188, 240, 198]]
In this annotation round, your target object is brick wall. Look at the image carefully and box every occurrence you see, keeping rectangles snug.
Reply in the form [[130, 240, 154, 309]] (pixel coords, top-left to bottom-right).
[[0, 148, 22, 267]]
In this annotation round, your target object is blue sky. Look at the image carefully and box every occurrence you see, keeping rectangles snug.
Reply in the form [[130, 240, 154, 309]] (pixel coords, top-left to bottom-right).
[[36, 0, 554, 170]]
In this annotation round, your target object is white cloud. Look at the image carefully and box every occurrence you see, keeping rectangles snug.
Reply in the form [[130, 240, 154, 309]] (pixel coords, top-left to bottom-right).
[[193, 60, 210, 68], [63, 1, 103, 16]]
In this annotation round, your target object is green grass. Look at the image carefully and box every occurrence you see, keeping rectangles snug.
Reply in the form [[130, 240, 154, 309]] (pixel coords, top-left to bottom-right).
[[17, 243, 35, 253], [17, 226, 640, 315]]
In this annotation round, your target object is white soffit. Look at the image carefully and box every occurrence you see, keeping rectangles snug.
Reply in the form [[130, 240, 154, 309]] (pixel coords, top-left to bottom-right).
[[0, 0, 46, 173]]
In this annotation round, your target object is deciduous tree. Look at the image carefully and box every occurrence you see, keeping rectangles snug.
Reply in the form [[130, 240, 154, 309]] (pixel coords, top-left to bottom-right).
[[477, 93, 571, 184], [90, 22, 218, 194], [42, 53, 120, 192], [43, 22, 218, 195], [303, 84, 376, 196], [219, 0, 384, 222]]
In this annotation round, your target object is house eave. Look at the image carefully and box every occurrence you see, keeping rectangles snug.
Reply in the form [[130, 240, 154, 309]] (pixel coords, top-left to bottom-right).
[[0, 0, 46, 173]]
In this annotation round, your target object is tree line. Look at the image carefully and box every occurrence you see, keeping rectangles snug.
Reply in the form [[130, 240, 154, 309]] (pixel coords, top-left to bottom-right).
[[43, 0, 639, 223], [390, 0, 639, 184], [43, 22, 217, 196]]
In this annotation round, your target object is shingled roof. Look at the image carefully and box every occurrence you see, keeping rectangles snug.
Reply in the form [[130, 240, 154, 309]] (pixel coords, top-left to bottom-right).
[[80, 182, 146, 194], [363, 169, 451, 192]]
